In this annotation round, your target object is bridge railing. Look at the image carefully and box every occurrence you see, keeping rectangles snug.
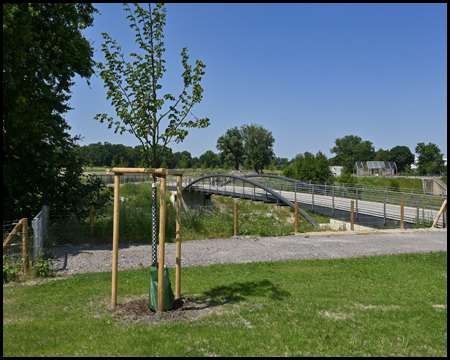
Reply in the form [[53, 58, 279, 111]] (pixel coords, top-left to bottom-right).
[[90, 174, 446, 227], [176, 174, 446, 227]]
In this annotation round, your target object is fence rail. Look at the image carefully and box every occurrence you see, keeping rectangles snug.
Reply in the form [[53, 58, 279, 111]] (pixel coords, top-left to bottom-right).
[[177, 175, 447, 229]]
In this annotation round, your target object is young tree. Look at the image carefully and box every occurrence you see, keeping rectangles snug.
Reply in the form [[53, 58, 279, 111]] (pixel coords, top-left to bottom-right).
[[3, 3, 108, 220], [241, 124, 275, 174], [216, 126, 245, 170], [95, 3, 209, 181], [415, 142, 446, 175]]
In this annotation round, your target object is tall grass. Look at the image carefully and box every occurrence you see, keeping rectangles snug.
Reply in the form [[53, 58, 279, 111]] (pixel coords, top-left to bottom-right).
[[45, 184, 332, 247]]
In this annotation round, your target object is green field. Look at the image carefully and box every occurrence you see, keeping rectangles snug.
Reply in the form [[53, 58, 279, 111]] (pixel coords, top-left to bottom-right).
[[3, 252, 447, 356]]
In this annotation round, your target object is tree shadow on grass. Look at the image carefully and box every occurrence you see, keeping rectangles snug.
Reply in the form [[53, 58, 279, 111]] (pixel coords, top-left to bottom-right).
[[201, 279, 291, 307]]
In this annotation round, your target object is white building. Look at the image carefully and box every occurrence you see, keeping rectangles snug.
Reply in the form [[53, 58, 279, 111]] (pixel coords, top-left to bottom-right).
[[411, 158, 447, 170], [330, 166, 343, 177]]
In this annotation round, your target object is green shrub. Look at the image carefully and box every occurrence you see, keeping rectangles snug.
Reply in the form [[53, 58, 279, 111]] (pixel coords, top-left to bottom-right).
[[35, 258, 54, 278], [3, 255, 20, 284]]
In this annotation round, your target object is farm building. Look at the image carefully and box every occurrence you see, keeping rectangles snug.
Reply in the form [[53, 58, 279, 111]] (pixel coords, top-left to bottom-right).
[[354, 161, 397, 177]]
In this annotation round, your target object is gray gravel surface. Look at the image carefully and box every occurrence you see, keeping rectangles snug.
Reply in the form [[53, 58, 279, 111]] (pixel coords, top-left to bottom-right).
[[49, 228, 447, 275]]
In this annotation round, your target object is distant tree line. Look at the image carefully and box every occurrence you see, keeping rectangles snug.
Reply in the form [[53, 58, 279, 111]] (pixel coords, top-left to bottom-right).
[[80, 133, 446, 178]]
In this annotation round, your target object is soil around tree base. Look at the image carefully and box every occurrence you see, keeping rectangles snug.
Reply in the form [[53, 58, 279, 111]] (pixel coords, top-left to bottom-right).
[[112, 297, 211, 324]]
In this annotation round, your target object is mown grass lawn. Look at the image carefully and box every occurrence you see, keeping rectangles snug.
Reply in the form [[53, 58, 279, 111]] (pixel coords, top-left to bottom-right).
[[3, 252, 447, 357]]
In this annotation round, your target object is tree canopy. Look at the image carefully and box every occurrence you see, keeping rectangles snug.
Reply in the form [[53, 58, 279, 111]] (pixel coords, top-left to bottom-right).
[[283, 151, 331, 182], [241, 124, 275, 174], [386, 146, 415, 172], [216, 127, 245, 170], [95, 3, 209, 179], [3, 3, 107, 220], [415, 142, 446, 175], [330, 135, 375, 174]]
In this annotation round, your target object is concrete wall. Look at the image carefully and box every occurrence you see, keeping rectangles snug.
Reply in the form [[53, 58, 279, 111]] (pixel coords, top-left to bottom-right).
[[170, 191, 211, 211], [320, 218, 377, 231], [423, 178, 447, 195]]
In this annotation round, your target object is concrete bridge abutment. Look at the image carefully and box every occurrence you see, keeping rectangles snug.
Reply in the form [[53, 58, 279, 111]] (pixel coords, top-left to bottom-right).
[[170, 191, 211, 211]]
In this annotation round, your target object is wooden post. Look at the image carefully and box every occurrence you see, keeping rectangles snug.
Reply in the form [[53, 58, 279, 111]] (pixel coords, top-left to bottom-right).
[[176, 175, 182, 299], [400, 200, 404, 229], [111, 174, 121, 310], [158, 174, 167, 312], [431, 199, 447, 228], [3, 219, 23, 253], [234, 202, 238, 236], [350, 200, 355, 231], [22, 218, 29, 274], [90, 205, 94, 235], [444, 205, 448, 229], [295, 201, 299, 233], [167, 203, 171, 228]]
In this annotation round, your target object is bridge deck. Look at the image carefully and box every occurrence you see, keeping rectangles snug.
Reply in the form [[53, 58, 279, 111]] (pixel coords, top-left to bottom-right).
[[177, 183, 445, 228]]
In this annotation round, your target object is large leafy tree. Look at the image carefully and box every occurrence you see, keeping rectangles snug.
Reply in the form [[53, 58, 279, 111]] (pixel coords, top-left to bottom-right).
[[387, 145, 415, 172], [95, 3, 209, 181], [3, 3, 107, 220], [216, 126, 245, 170], [415, 142, 446, 175], [330, 135, 375, 174], [241, 124, 275, 174], [283, 151, 331, 182], [199, 150, 220, 169]]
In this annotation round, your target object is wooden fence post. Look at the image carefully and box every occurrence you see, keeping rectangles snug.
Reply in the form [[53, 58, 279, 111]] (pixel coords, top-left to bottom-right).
[[295, 201, 299, 233], [176, 175, 182, 299], [3, 219, 23, 253], [350, 200, 355, 231], [234, 202, 238, 236], [90, 205, 94, 235], [400, 200, 404, 229], [158, 174, 167, 312], [111, 174, 121, 310], [22, 218, 29, 274]]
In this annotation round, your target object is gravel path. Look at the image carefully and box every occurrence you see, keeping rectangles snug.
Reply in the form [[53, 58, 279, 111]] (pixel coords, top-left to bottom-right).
[[49, 228, 447, 275]]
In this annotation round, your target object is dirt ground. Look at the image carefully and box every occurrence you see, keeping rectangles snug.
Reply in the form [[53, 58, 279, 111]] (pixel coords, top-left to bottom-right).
[[112, 297, 211, 324]]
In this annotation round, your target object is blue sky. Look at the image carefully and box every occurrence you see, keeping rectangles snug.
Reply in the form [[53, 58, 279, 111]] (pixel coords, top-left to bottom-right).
[[66, 3, 447, 159]]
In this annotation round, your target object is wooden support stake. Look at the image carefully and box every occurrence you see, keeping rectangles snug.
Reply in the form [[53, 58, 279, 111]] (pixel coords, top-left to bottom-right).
[[90, 205, 95, 235], [111, 174, 120, 310], [400, 200, 404, 229], [3, 219, 23, 253], [350, 200, 355, 231], [234, 202, 238, 236], [22, 218, 29, 274], [431, 199, 447, 229], [295, 201, 299, 233], [176, 175, 182, 299], [167, 203, 171, 228], [158, 175, 167, 312]]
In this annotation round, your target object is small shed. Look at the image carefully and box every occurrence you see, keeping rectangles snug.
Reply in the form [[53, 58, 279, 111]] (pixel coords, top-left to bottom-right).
[[354, 161, 397, 177]]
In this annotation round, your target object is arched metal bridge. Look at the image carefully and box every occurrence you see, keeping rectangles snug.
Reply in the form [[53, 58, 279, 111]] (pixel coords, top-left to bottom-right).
[[167, 173, 446, 229], [182, 174, 319, 226]]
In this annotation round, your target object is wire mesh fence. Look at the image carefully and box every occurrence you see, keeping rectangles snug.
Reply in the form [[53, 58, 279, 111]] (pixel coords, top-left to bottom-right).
[[3, 219, 31, 282]]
